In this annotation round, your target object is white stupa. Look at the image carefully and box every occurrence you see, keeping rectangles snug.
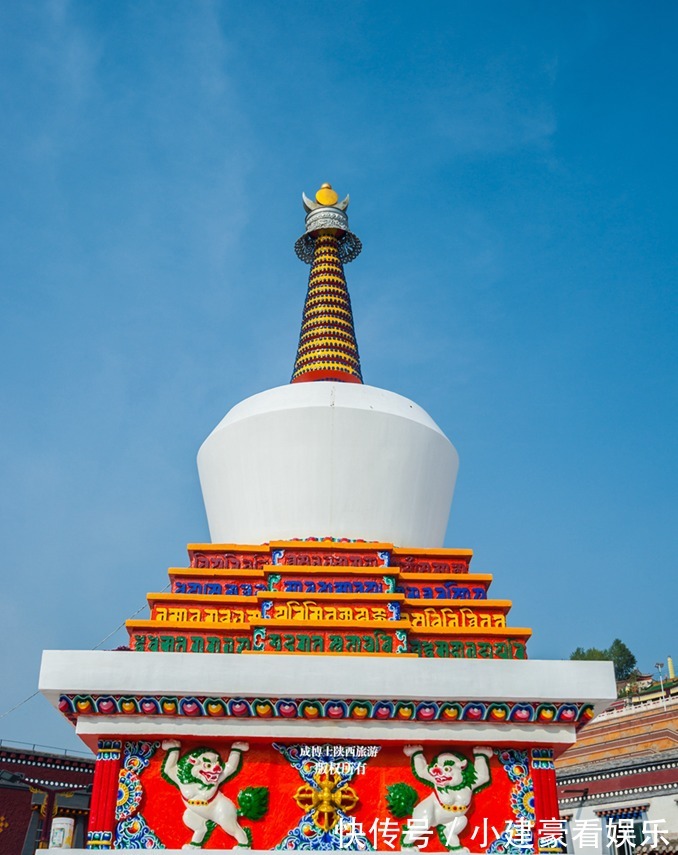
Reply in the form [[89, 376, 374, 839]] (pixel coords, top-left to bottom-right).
[[38, 182, 617, 855]]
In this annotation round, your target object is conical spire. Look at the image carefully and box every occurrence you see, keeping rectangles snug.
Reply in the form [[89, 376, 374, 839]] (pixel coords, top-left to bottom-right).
[[291, 184, 363, 384]]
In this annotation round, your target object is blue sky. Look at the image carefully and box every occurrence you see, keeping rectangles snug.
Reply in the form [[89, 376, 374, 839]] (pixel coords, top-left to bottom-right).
[[1, 1, 676, 753]]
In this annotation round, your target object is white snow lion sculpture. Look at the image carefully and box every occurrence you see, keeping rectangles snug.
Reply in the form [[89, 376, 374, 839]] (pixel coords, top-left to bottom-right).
[[400, 744, 493, 853], [161, 739, 251, 849]]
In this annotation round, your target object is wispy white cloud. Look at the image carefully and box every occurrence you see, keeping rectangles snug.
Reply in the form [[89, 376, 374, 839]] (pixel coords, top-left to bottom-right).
[[425, 69, 557, 156]]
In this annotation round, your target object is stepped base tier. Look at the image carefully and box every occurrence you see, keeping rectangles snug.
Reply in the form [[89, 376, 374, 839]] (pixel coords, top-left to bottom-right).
[[40, 539, 615, 852]]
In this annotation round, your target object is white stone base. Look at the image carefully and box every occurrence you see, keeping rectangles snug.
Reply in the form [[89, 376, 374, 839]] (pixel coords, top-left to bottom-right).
[[40, 650, 617, 708], [39, 649, 617, 753]]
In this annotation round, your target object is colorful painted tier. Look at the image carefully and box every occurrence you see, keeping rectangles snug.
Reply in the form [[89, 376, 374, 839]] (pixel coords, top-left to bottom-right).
[[126, 540, 531, 661], [41, 650, 616, 853]]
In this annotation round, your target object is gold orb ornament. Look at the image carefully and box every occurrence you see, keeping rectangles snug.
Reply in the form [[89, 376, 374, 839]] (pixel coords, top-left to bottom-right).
[[315, 183, 339, 206]]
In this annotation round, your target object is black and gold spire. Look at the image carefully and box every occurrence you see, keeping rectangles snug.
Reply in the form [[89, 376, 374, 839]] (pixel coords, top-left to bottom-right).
[[291, 184, 362, 384]]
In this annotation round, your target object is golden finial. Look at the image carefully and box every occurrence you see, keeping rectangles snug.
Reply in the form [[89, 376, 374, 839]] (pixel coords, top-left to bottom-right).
[[315, 183, 339, 206], [297, 184, 360, 264], [302, 184, 350, 214]]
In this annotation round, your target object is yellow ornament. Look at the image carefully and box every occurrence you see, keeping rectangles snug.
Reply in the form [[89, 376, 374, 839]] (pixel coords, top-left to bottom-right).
[[315, 183, 339, 206], [293, 770, 359, 831]]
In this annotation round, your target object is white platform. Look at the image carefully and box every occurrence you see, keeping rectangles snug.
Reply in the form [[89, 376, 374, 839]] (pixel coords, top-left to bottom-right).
[[197, 382, 458, 546], [40, 650, 616, 705], [40, 650, 617, 752]]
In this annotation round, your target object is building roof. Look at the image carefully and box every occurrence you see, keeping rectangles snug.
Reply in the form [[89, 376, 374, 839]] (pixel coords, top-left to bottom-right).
[[0, 742, 93, 791], [556, 699, 678, 812]]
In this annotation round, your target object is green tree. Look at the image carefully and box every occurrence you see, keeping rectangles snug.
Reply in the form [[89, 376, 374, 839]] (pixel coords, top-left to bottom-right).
[[570, 646, 609, 661], [607, 638, 637, 681], [569, 639, 637, 681]]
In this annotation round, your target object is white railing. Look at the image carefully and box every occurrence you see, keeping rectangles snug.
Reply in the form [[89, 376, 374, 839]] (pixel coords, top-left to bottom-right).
[[594, 694, 678, 721]]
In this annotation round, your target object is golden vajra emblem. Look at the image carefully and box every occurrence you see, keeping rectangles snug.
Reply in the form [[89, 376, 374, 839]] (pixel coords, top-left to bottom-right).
[[293, 770, 359, 831]]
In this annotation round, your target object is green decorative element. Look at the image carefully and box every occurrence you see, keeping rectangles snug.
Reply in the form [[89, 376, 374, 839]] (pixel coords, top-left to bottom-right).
[[163, 745, 243, 790], [478, 641, 492, 658], [386, 782, 419, 818], [238, 787, 269, 821], [488, 703, 511, 720], [408, 638, 527, 660], [300, 700, 323, 717], [409, 751, 430, 788], [435, 641, 448, 658], [362, 634, 376, 653], [436, 824, 461, 849], [384, 575, 397, 593], [395, 630, 408, 654], [512, 641, 526, 659], [494, 641, 510, 658], [348, 700, 373, 717], [329, 634, 344, 652], [119, 696, 139, 713], [346, 634, 361, 652], [204, 698, 226, 716], [421, 641, 434, 657], [430, 752, 477, 791], [268, 573, 282, 591], [439, 702, 462, 720], [376, 630, 393, 653], [236, 636, 251, 653], [203, 820, 217, 846], [252, 627, 265, 651], [395, 702, 415, 719]]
